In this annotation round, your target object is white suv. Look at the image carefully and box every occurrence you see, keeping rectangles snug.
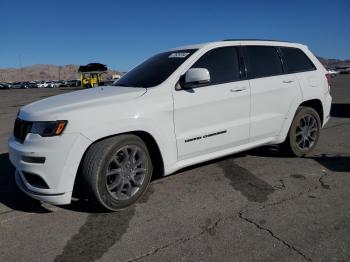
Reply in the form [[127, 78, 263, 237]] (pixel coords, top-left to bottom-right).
[[8, 40, 332, 210]]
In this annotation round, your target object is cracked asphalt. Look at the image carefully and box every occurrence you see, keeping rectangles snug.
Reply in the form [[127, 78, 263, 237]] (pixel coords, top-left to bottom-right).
[[0, 76, 350, 262]]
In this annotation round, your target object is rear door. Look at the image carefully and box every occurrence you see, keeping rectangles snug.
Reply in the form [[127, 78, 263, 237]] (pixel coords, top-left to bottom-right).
[[173, 46, 250, 160], [279, 47, 319, 101], [244, 45, 301, 141]]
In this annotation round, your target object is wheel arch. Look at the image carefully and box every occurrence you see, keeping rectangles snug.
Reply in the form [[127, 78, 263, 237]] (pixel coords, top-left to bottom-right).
[[72, 131, 165, 198], [129, 131, 165, 180], [276, 98, 324, 144], [299, 99, 324, 125]]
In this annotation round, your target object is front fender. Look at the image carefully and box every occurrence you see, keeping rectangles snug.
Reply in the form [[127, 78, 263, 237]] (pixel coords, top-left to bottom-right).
[[81, 117, 177, 174]]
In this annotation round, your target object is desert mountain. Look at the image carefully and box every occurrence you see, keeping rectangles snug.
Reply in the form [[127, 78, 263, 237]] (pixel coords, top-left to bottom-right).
[[0, 64, 122, 82], [316, 57, 350, 69]]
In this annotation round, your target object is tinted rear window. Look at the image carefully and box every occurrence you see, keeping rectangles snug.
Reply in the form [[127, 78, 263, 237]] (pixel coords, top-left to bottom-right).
[[114, 49, 197, 88], [280, 47, 316, 73], [191, 47, 240, 85], [246, 46, 283, 79]]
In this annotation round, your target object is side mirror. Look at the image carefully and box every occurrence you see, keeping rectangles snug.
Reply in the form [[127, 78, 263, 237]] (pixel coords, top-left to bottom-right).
[[181, 68, 210, 89]]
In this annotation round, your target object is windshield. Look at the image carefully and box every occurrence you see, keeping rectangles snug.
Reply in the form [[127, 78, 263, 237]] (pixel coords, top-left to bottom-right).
[[113, 49, 197, 88]]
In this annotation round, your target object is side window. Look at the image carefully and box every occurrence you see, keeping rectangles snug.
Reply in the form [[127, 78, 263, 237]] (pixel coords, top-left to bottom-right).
[[191, 47, 240, 85], [280, 47, 316, 73], [246, 46, 283, 79]]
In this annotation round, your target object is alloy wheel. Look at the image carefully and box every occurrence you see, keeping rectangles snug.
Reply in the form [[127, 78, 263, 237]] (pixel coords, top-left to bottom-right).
[[106, 145, 148, 201], [295, 114, 319, 150]]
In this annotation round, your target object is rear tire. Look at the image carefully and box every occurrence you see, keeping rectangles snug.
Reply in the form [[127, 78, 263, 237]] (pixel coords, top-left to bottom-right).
[[281, 106, 321, 157], [81, 135, 153, 211]]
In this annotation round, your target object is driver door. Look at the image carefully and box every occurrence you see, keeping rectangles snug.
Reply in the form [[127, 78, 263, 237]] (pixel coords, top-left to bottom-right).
[[172, 46, 251, 161]]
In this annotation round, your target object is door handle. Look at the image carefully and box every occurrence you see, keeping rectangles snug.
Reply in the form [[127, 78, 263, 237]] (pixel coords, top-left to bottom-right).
[[230, 87, 246, 92], [283, 80, 295, 83]]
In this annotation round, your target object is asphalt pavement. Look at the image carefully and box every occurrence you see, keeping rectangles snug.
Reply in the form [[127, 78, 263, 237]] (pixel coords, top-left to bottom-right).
[[0, 76, 349, 262]]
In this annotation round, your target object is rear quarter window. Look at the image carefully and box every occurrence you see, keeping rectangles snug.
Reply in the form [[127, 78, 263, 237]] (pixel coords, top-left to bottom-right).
[[280, 47, 316, 73]]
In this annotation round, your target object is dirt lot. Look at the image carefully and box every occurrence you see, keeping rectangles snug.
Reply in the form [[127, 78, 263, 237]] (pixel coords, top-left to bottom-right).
[[0, 76, 350, 262]]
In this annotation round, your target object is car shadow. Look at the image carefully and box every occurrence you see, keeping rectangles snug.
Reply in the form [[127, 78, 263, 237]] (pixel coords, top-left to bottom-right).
[[308, 154, 350, 172], [246, 146, 350, 172], [331, 103, 350, 118], [0, 153, 52, 213], [165, 152, 246, 178], [245, 145, 288, 158]]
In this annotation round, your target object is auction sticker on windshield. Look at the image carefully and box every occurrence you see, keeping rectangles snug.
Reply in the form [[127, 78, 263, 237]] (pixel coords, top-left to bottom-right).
[[168, 52, 190, 58]]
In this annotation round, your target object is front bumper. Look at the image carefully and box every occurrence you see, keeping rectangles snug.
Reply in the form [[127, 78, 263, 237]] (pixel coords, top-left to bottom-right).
[[15, 170, 72, 205], [8, 133, 91, 205]]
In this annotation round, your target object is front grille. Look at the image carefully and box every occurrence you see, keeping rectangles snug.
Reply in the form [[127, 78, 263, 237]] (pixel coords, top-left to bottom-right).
[[13, 118, 32, 143]]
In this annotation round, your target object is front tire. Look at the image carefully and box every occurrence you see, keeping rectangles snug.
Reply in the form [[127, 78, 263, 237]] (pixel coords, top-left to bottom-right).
[[81, 135, 153, 211], [281, 106, 321, 157]]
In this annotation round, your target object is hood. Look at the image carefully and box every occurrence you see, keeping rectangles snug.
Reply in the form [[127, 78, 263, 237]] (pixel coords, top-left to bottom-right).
[[20, 86, 146, 120]]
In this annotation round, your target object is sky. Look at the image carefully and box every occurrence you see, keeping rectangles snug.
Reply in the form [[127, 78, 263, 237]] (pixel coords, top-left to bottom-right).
[[1, 0, 349, 71]]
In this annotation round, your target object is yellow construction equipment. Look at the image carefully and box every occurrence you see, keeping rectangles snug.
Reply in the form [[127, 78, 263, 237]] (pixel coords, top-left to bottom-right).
[[78, 63, 107, 88]]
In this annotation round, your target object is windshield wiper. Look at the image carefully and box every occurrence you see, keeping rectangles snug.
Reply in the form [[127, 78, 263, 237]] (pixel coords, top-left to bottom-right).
[[114, 83, 146, 88], [113, 83, 130, 87]]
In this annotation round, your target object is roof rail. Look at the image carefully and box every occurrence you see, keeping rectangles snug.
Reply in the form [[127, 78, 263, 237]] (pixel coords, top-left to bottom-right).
[[222, 39, 293, 43]]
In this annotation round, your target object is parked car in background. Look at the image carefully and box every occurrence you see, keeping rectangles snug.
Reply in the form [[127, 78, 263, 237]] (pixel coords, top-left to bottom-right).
[[10, 82, 29, 89], [21, 82, 30, 89], [101, 80, 115, 86], [57, 80, 65, 87], [4, 83, 12, 89], [327, 69, 338, 77], [29, 81, 39, 88], [47, 82, 59, 88], [112, 74, 121, 80], [22, 82, 38, 88], [66, 80, 81, 87], [8, 40, 332, 211], [337, 66, 350, 74], [37, 82, 49, 88], [44, 82, 53, 88], [10, 82, 21, 89]]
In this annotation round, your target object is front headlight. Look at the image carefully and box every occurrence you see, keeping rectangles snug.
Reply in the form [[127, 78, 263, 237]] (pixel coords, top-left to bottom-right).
[[30, 120, 68, 137]]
